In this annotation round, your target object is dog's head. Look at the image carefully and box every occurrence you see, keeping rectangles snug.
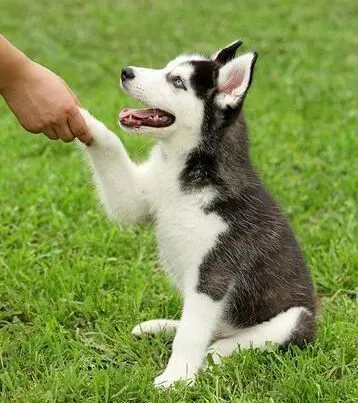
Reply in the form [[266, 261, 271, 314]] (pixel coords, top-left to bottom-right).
[[119, 40, 257, 143]]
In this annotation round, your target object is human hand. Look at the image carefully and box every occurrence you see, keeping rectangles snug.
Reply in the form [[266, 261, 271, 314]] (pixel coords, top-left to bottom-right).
[[1, 59, 92, 144]]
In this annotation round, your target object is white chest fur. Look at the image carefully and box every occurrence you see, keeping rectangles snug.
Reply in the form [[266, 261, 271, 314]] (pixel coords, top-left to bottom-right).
[[141, 145, 228, 292]]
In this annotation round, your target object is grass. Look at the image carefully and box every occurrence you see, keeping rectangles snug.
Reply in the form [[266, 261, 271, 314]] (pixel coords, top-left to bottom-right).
[[1, 0, 357, 401]]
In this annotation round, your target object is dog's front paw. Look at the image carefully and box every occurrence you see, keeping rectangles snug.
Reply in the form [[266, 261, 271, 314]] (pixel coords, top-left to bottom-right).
[[79, 108, 92, 125], [153, 358, 197, 389], [78, 109, 119, 149], [154, 370, 195, 389], [79, 108, 101, 136]]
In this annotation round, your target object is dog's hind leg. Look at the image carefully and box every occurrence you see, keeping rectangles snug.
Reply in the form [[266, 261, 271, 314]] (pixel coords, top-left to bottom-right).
[[132, 319, 179, 337], [79, 109, 150, 225], [207, 306, 313, 365]]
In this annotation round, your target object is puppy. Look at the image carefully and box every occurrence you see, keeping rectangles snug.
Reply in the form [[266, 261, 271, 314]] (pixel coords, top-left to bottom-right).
[[78, 40, 315, 388]]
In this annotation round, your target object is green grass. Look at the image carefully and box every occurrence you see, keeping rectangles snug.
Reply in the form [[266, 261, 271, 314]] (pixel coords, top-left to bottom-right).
[[1, 0, 357, 401]]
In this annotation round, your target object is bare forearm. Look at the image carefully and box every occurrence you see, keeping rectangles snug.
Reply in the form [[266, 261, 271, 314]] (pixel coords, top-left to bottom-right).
[[0, 34, 30, 93]]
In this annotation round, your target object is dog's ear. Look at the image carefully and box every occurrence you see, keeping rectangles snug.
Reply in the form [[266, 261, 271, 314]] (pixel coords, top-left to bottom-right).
[[215, 52, 258, 109], [213, 40, 243, 65]]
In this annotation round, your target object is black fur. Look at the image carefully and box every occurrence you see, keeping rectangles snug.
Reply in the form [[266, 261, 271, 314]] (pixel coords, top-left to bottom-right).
[[283, 309, 316, 348], [189, 60, 218, 100], [214, 40, 243, 65], [181, 59, 315, 345]]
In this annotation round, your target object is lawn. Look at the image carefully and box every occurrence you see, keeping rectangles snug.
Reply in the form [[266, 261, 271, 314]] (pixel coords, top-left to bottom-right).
[[1, 0, 357, 401]]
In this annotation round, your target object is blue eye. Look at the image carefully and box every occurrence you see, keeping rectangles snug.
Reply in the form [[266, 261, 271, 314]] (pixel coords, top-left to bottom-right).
[[172, 76, 186, 90]]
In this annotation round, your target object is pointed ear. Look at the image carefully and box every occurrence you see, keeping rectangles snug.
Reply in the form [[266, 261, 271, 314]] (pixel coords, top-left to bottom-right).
[[216, 52, 258, 109], [213, 39, 243, 65]]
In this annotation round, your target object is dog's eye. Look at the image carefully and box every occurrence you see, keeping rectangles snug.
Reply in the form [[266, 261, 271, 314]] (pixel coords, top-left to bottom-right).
[[172, 76, 187, 90]]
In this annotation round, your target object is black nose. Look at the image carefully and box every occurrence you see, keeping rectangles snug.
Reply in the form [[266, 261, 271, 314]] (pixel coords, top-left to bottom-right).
[[121, 67, 135, 81]]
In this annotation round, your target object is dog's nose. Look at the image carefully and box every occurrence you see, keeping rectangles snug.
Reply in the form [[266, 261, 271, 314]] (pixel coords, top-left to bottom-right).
[[121, 67, 135, 81]]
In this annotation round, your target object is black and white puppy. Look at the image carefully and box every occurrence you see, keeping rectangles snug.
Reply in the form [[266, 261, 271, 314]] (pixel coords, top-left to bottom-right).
[[78, 40, 315, 388]]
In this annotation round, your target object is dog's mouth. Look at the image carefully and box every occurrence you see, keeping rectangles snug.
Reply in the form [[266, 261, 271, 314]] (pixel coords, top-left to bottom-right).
[[119, 108, 175, 129]]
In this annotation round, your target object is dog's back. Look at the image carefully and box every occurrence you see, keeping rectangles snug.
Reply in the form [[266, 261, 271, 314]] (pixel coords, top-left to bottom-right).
[[186, 112, 316, 343]]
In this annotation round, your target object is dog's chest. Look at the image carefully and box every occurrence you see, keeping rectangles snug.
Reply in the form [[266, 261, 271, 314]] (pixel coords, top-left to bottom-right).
[[144, 147, 227, 290]]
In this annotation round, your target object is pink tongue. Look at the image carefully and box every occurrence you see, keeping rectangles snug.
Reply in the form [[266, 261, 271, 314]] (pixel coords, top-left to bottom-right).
[[120, 108, 164, 119]]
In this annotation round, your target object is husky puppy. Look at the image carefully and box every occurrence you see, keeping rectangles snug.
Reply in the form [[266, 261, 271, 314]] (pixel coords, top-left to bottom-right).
[[78, 40, 315, 388]]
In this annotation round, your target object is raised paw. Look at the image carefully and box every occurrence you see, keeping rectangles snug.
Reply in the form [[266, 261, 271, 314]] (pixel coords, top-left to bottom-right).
[[132, 319, 179, 337], [78, 108, 117, 148], [79, 108, 101, 135], [79, 108, 92, 125]]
